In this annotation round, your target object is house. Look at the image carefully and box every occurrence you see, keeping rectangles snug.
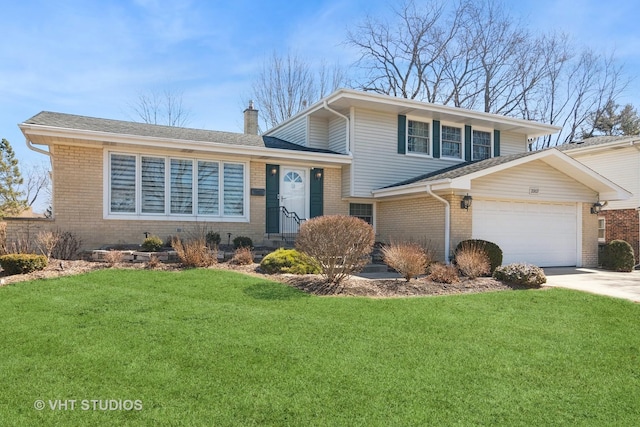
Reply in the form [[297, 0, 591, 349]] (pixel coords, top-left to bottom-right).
[[560, 135, 640, 262], [7, 89, 630, 267]]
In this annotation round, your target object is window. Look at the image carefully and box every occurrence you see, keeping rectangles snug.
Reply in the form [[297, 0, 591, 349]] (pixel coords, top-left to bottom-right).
[[473, 130, 491, 160], [350, 203, 373, 225], [108, 153, 246, 220], [598, 218, 606, 242], [407, 120, 430, 155], [441, 125, 462, 159]]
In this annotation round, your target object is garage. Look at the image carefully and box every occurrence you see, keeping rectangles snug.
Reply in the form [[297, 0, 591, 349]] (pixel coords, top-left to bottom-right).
[[472, 199, 578, 267]]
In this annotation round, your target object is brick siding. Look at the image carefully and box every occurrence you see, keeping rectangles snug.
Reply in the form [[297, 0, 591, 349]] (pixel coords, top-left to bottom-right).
[[600, 208, 639, 262]]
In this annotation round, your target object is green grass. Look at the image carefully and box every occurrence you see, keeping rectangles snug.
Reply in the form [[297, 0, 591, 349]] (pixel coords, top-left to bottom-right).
[[0, 269, 639, 426]]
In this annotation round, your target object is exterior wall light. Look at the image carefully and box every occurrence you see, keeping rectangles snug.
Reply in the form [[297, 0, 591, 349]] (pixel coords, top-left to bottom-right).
[[270, 167, 278, 176], [314, 170, 323, 180], [461, 194, 472, 210], [591, 201, 603, 214]]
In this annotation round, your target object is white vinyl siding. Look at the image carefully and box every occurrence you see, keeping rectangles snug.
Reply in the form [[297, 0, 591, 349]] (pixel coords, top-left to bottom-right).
[[308, 116, 329, 150], [499, 131, 528, 155], [107, 152, 247, 221], [267, 116, 307, 146], [351, 109, 451, 197], [569, 146, 640, 210], [472, 159, 597, 202], [329, 116, 347, 153]]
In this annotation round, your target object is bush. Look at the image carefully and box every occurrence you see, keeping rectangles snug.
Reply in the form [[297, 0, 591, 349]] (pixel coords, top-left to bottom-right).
[[428, 263, 460, 284], [296, 215, 375, 285], [36, 231, 58, 258], [0, 254, 48, 275], [455, 239, 502, 273], [171, 237, 217, 268], [50, 230, 81, 260], [260, 248, 321, 274], [493, 263, 546, 287], [230, 247, 254, 265], [233, 236, 253, 249], [601, 240, 635, 272], [206, 231, 221, 248], [103, 250, 123, 267], [381, 242, 431, 282], [455, 243, 490, 279], [141, 235, 164, 252], [0, 222, 6, 255]]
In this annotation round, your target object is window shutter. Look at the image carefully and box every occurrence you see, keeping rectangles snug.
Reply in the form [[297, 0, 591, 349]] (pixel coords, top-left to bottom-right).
[[397, 115, 406, 154], [310, 168, 323, 218], [432, 120, 441, 158], [265, 164, 279, 233], [465, 125, 472, 161], [493, 130, 501, 157]]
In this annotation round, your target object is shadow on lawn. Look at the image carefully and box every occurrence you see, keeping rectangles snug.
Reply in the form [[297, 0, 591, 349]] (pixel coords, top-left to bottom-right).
[[243, 282, 310, 301]]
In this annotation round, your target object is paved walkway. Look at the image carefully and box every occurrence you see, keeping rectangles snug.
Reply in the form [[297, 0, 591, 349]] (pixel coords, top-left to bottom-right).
[[543, 267, 640, 302]]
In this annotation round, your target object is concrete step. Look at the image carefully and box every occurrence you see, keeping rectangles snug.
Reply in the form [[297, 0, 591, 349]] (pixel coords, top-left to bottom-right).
[[360, 263, 389, 273]]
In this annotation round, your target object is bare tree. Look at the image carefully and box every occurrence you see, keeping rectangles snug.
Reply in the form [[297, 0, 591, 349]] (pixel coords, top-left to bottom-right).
[[347, 0, 630, 149], [251, 51, 348, 130], [22, 162, 51, 209], [129, 89, 192, 127]]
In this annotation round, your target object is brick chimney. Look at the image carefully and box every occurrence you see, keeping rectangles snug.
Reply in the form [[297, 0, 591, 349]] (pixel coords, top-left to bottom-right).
[[244, 100, 258, 135]]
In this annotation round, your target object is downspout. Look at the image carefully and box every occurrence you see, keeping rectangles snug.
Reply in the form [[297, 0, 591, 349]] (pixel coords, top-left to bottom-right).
[[26, 138, 54, 217], [26, 138, 52, 158], [426, 185, 451, 264], [322, 101, 351, 155]]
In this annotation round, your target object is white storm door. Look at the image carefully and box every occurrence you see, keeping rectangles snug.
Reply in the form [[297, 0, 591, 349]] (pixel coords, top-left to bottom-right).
[[280, 168, 307, 220]]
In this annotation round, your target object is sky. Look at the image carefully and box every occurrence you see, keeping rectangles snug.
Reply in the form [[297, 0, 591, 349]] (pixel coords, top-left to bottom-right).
[[1, 0, 639, 174]]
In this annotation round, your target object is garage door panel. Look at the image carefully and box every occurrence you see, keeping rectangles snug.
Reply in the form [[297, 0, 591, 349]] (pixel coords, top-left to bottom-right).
[[473, 200, 577, 267]]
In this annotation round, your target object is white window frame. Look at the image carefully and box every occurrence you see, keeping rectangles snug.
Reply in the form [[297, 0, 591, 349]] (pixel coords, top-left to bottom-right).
[[104, 151, 249, 222], [598, 217, 606, 242], [406, 117, 432, 157], [471, 127, 493, 161], [439, 122, 464, 161]]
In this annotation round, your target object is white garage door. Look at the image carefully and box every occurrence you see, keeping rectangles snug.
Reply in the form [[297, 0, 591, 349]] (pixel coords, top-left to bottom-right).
[[472, 200, 578, 267]]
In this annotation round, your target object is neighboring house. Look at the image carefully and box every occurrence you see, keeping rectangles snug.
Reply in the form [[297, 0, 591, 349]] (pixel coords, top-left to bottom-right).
[[560, 135, 640, 262], [7, 89, 629, 267]]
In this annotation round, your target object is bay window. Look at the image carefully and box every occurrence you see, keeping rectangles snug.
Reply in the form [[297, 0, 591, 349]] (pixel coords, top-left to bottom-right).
[[108, 152, 246, 220]]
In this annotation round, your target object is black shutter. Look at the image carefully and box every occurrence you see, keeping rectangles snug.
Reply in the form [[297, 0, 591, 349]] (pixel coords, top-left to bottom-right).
[[310, 168, 323, 218], [265, 164, 279, 233], [397, 115, 406, 154]]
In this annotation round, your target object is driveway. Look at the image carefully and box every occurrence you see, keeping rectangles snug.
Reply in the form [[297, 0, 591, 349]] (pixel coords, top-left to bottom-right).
[[543, 267, 640, 302]]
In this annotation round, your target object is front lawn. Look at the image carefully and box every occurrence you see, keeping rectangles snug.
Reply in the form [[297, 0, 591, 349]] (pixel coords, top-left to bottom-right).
[[0, 269, 638, 425]]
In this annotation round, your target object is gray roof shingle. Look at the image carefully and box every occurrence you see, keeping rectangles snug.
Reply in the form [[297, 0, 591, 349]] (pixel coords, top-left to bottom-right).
[[557, 135, 640, 152], [23, 111, 341, 154]]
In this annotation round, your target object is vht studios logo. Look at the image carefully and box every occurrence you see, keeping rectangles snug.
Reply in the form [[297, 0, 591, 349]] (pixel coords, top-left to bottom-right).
[[34, 399, 143, 411]]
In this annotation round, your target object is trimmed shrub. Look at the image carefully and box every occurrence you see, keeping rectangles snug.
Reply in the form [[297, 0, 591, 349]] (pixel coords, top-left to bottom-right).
[[230, 247, 254, 265], [601, 239, 635, 272], [455, 239, 502, 273], [493, 263, 546, 287], [233, 236, 253, 249], [206, 231, 221, 248], [428, 263, 460, 284], [171, 237, 217, 268], [0, 254, 48, 275], [296, 215, 375, 285], [381, 242, 431, 282], [141, 235, 164, 252], [260, 248, 321, 274], [455, 243, 490, 279]]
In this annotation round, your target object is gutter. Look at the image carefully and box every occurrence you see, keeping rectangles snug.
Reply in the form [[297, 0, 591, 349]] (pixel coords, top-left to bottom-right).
[[426, 185, 450, 264], [26, 138, 52, 158], [322, 101, 351, 154]]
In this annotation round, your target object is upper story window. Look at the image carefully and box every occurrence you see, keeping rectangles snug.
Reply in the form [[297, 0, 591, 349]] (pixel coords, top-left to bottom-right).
[[472, 130, 492, 161], [407, 120, 430, 155], [441, 125, 462, 159], [108, 152, 246, 221]]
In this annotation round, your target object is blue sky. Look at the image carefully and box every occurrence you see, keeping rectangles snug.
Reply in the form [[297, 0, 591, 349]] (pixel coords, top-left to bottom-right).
[[1, 0, 639, 170]]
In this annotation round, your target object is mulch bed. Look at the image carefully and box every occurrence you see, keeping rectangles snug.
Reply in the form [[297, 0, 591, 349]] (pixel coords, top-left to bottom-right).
[[1, 260, 534, 298]]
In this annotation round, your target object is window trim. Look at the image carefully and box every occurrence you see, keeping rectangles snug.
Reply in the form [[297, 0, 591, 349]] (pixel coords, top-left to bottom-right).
[[405, 117, 432, 158], [471, 126, 493, 161], [597, 217, 606, 242], [439, 122, 464, 161], [104, 150, 249, 222]]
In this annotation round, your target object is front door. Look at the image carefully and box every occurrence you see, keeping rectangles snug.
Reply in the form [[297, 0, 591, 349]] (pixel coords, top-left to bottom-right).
[[280, 168, 307, 220]]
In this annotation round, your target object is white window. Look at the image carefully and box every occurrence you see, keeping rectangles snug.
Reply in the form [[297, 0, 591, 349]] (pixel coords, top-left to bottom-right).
[[441, 125, 462, 159], [472, 130, 492, 160], [107, 152, 247, 221], [407, 120, 430, 155], [598, 218, 606, 242]]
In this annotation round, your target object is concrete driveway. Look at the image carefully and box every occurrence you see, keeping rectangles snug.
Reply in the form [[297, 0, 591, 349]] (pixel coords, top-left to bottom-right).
[[543, 267, 640, 302]]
